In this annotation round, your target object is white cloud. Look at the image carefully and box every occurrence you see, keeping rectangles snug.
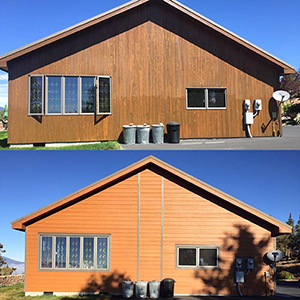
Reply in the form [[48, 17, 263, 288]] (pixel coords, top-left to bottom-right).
[[0, 73, 8, 81]]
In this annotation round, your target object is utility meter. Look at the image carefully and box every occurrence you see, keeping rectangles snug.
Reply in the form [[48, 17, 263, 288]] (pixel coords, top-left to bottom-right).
[[254, 99, 262, 111], [244, 99, 251, 111]]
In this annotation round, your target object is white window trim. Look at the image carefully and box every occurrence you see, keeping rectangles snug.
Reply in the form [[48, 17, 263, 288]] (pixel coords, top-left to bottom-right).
[[38, 234, 110, 272], [176, 244, 220, 269], [186, 87, 227, 110]]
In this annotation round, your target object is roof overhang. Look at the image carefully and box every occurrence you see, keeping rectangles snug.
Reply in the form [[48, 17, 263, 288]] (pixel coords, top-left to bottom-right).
[[11, 155, 292, 236], [0, 0, 295, 74]]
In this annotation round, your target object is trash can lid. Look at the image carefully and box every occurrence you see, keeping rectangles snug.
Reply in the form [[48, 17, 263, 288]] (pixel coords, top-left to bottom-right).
[[123, 125, 136, 128], [137, 125, 150, 128], [162, 278, 176, 282], [167, 122, 180, 126], [152, 124, 164, 127]]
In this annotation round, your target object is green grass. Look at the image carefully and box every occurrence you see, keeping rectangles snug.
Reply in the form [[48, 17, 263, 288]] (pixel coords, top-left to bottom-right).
[[0, 283, 112, 300], [0, 131, 122, 150]]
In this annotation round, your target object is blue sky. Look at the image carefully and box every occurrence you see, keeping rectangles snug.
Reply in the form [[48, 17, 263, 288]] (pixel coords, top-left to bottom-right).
[[0, 0, 300, 107], [1, 151, 299, 262]]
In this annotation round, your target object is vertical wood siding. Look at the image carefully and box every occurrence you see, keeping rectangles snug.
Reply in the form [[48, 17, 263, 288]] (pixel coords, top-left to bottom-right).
[[8, 1, 282, 144], [25, 168, 274, 295]]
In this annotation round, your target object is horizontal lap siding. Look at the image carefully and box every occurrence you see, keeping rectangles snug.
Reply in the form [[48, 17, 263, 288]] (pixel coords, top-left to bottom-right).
[[8, 1, 281, 144], [25, 175, 138, 293], [162, 178, 273, 295]]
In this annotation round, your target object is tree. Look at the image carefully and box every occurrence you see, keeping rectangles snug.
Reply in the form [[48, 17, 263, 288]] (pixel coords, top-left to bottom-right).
[[0, 243, 16, 275], [277, 213, 297, 259], [280, 70, 300, 99]]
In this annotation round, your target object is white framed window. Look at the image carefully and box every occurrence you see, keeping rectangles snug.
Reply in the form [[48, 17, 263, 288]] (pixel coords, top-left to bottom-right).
[[176, 245, 220, 269], [186, 88, 227, 110], [39, 234, 110, 271], [29, 75, 112, 116]]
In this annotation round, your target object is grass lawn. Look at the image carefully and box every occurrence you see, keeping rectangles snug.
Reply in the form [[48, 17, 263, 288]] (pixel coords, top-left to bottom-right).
[[0, 283, 111, 300], [0, 131, 122, 150]]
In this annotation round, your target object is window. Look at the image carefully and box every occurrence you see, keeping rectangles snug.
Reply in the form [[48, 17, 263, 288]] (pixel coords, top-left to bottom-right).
[[39, 234, 110, 271], [176, 245, 220, 268], [186, 88, 226, 109], [28, 75, 112, 116]]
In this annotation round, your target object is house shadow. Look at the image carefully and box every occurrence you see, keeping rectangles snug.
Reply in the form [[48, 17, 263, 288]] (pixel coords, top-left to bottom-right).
[[193, 224, 271, 296]]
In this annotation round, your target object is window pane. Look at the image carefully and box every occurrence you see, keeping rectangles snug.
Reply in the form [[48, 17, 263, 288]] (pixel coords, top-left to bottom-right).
[[83, 237, 94, 269], [98, 77, 111, 114], [200, 249, 217, 266], [55, 237, 66, 268], [178, 248, 196, 266], [29, 76, 43, 114], [97, 237, 108, 269], [69, 237, 80, 269], [47, 76, 62, 113], [187, 89, 205, 108], [65, 77, 78, 113], [81, 77, 95, 113], [41, 237, 52, 268], [208, 89, 226, 108]]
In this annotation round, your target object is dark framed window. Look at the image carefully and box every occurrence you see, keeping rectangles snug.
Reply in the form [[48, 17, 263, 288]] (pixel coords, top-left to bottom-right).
[[176, 245, 220, 268], [28, 75, 112, 116], [186, 88, 227, 109], [39, 234, 110, 271], [28, 75, 44, 115]]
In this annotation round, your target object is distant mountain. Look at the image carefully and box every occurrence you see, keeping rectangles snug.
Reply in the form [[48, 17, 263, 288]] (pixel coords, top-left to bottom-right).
[[0, 107, 4, 111], [2, 256, 24, 274]]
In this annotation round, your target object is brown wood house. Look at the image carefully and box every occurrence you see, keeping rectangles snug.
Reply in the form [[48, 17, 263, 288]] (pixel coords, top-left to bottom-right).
[[11, 156, 291, 296], [0, 0, 296, 145]]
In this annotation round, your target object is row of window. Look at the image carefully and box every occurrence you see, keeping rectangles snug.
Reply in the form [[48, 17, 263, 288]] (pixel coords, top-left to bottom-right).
[[28, 75, 112, 116], [28, 74, 226, 115], [40, 235, 110, 270], [39, 234, 219, 271]]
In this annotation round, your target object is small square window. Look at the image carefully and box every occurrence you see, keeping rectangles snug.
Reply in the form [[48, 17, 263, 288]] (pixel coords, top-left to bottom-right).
[[178, 248, 197, 266], [199, 249, 217, 266], [187, 89, 205, 108]]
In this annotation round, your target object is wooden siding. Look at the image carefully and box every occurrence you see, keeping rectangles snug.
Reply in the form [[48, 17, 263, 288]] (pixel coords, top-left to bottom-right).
[[25, 168, 274, 295], [7, 1, 283, 144]]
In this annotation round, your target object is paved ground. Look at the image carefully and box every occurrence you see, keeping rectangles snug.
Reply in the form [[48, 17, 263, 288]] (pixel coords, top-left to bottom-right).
[[112, 282, 300, 300], [121, 125, 300, 150]]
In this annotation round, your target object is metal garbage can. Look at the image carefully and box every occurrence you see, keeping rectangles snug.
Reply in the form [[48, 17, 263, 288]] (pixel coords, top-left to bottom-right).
[[135, 281, 148, 298], [122, 280, 134, 298], [149, 280, 160, 298], [161, 278, 175, 298], [123, 125, 136, 145], [167, 122, 180, 143], [137, 125, 150, 144], [152, 124, 164, 144]]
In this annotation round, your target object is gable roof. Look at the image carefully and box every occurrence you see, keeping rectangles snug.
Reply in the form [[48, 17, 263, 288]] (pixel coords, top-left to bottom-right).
[[0, 0, 295, 74], [11, 155, 291, 236]]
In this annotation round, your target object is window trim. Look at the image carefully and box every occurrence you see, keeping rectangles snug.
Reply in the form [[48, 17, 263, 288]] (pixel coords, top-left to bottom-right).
[[38, 234, 111, 272], [186, 87, 227, 110], [176, 245, 220, 269], [29, 75, 112, 116], [28, 75, 44, 116]]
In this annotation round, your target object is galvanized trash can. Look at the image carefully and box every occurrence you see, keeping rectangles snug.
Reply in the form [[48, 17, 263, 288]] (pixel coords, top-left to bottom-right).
[[123, 125, 136, 145], [161, 278, 175, 298], [151, 124, 164, 144], [135, 281, 148, 298], [167, 122, 180, 143], [122, 280, 134, 298], [137, 125, 150, 144], [149, 280, 160, 298]]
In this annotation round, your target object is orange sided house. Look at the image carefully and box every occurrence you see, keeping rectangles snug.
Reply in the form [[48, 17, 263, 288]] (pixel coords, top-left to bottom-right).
[[0, 0, 296, 146], [11, 156, 291, 296]]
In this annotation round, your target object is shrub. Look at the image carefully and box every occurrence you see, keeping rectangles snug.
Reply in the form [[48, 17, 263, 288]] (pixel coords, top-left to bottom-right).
[[288, 103, 300, 118], [276, 270, 294, 280], [294, 113, 300, 125]]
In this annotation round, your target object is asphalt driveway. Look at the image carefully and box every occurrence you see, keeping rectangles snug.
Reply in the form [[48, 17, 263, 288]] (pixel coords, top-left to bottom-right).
[[121, 125, 300, 150]]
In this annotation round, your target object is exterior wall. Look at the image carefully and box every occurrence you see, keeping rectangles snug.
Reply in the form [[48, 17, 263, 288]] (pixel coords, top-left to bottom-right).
[[25, 168, 274, 295], [7, 1, 282, 144]]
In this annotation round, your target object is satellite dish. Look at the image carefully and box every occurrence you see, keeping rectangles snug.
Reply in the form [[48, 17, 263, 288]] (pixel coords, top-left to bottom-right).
[[266, 250, 284, 262], [273, 90, 290, 102]]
